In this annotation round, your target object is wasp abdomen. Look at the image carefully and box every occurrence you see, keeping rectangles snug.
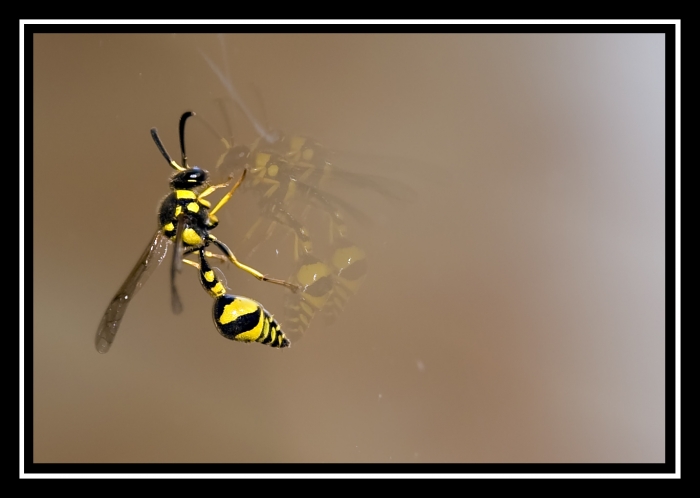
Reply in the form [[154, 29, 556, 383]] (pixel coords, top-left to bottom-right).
[[284, 254, 335, 340], [213, 295, 289, 348], [323, 238, 367, 325], [198, 246, 290, 348]]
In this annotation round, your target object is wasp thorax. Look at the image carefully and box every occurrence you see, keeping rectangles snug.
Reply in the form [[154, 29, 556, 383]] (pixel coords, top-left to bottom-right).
[[171, 166, 208, 189]]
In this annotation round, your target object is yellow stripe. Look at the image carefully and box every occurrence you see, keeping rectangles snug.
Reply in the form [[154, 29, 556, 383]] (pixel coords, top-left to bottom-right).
[[255, 152, 271, 170], [304, 293, 329, 310], [300, 301, 314, 316], [211, 282, 225, 297], [235, 317, 264, 342], [219, 298, 260, 325], [332, 246, 366, 270], [289, 136, 306, 153], [263, 319, 274, 343], [176, 190, 196, 199], [182, 228, 202, 246], [296, 261, 332, 286]]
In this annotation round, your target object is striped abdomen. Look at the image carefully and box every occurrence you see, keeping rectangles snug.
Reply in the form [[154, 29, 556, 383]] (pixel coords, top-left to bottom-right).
[[323, 238, 367, 325], [198, 248, 289, 348], [284, 253, 335, 341]]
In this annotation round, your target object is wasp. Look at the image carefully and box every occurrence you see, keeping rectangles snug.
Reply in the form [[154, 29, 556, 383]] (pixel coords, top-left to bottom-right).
[[196, 108, 371, 341], [95, 112, 298, 354], [199, 50, 414, 341]]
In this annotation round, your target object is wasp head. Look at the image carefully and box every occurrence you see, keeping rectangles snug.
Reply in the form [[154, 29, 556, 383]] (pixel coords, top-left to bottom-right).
[[171, 166, 208, 189]]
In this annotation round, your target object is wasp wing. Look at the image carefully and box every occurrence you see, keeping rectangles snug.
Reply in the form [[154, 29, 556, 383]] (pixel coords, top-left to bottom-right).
[[315, 164, 418, 203], [95, 230, 170, 354], [290, 177, 375, 228], [170, 211, 186, 315]]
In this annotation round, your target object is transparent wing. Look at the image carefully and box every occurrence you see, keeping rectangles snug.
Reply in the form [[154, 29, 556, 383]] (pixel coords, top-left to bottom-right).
[[315, 163, 418, 203], [170, 212, 186, 315], [95, 231, 170, 354], [290, 177, 375, 228]]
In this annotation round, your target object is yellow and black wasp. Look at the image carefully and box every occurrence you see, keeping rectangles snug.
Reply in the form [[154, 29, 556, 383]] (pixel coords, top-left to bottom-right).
[[95, 111, 298, 354], [199, 51, 415, 342]]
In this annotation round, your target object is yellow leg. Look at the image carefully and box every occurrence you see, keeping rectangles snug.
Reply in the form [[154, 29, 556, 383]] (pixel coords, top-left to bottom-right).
[[197, 175, 234, 202], [264, 219, 278, 240], [244, 216, 265, 241], [182, 258, 201, 270], [183, 246, 228, 263], [208, 235, 300, 292], [204, 251, 228, 264], [181, 250, 227, 270], [196, 167, 244, 207], [261, 177, 281, 198], [242, 206, 312, 262], [209, 169, 247, 217]]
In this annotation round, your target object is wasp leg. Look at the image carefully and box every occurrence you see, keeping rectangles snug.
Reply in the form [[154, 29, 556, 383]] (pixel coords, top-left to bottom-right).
[[206, 235, 300, 292], [185, 168, 245, 215], [182, 247, 228, 265], [245, 201, 314, 262], [208, 169, 247, 217], [238, 176, 293, 247], [182, 258, 201, 270], [262, 178, 281, 199], [293, 181, 349, 243], [205, 251, 228, 264], [195, 173, 237, 209]]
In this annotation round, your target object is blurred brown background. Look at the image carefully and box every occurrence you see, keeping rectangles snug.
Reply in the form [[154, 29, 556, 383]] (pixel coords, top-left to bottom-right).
[[31, 33, 665, 463]]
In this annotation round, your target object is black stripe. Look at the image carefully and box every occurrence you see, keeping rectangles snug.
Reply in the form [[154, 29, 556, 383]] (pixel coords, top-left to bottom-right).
[[214, 297, 263, 341], [339, 258, 367, 281]]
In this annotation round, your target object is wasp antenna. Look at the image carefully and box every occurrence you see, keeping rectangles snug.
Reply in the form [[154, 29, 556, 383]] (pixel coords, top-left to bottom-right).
[[199, 49, 278, 144], [248, 83, 278, 145], [215, 98, 235, 141], [151, 127, 185, 172], [217, 34, 234, 87], [178, 111, 195, 169], [198, 110, 232, 151]]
